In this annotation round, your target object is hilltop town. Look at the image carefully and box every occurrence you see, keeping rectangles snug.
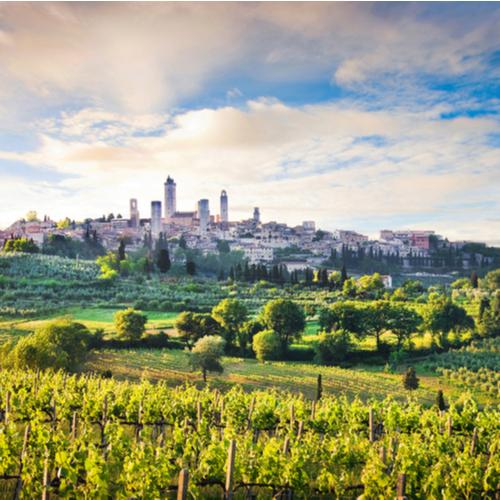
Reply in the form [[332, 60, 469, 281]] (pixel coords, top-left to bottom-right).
[[1, 175, 498, 275]]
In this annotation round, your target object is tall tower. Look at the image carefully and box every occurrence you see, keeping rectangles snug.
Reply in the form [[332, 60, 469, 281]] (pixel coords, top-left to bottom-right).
[[129, 198, 139, 228], [151, 201, 162, 237], [220, 190, 228, 224], [253, 207, 260, 223], [164, 176, 176, 220], [197, 199, 210, 233]]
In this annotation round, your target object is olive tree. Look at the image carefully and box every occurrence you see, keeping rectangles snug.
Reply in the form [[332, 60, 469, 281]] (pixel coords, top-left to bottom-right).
[[189, 335, 225, 382]]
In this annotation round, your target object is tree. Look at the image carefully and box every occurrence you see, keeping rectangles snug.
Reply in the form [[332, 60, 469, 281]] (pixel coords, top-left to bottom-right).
[[211, 299, 248, 350], [186, 260, 196, 275], [56, 217, 71, 229], [217, 240, 230, 254], [423, 296, 474, 347], [316, 374, 322, 401], [114, 308, 147, 341], [478, 293, 500, 338], [118, 240, 126, 261], [342, 278, 357, 298], [356, 273, 385, 299], [315, 329, 352, 365], [189, 335, 225, 382], [259, 299, 305, 352], [319, 301, 364, 336], [252, 330, 281, 362], [96, 252, 120, 280], [25, 210, 39, 222], [175, 312, 221, 350], [436, 390, 446, 411], [363, 301, 414, 352], [340, 263, 348, 284], [470, 271, 479, 289], [403, 367, 419, 390], [3, 237, 39, 254], [2, 320, 92, 370], [385, 303, 423, 349], [482, 269, 500, 291], [157, 248, 171, 273]]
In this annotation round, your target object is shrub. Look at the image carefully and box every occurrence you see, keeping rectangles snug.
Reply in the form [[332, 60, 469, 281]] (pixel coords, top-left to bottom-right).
[[114, 308, 147, 341], [2, 319, 92, 370], [403, 366, 419, 391], [315, 329, 352, 365], [252, 330, 281, 362]]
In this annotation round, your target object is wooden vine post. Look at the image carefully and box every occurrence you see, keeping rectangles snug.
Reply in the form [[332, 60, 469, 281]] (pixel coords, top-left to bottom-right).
[[225, 439, 236, 500], [447, 415, 453, 436], [369, 408, 375, 443], [177, 468, 189, 500], [42, 455, 50, 500], [282, 436, 290, 455], [470, 427, 478, 455], [71, 411, 78, 441], [379, 445, 386, 466], [247, 396, 256, 429], [197, 401, 202, 431], [4, 390, 11, 424], [396, 473, 407, 500], [14, 424, 31, 500]]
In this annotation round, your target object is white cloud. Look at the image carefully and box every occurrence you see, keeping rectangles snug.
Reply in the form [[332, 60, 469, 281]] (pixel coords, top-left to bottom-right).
[[1, 99, 498, 243]]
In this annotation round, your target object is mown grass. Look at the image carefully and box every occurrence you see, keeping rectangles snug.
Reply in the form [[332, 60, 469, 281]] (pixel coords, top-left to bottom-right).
[[85, 347, 491, 405], [0, 307, 180, 335]]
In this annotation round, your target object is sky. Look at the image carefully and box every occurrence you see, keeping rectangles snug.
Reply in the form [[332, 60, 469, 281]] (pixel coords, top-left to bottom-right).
[[0, 2, 499, 244]]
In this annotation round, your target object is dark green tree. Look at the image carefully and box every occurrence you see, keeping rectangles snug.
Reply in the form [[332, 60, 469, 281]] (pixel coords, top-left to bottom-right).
[[403, 367, 419, 390], [157, 248, 171, 273], [260, 299, 305, 352], [186, 260, 196, 275], [436, 389, 446, 411]]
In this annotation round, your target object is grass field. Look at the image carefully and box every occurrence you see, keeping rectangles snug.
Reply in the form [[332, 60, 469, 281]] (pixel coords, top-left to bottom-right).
[[0, 307, 180, 336], [84, 347, 497, 406]]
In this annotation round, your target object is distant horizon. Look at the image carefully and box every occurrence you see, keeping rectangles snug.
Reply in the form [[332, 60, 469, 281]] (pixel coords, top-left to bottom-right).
[[1, 3, 499, 244]]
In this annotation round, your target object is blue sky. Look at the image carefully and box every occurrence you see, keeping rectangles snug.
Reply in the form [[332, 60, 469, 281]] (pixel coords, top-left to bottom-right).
[[0, 2, 499, 244]]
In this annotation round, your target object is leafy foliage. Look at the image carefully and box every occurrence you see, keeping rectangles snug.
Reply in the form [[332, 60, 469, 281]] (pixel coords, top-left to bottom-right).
[[252, 330, 281, 362], [114, 308, 147, 341]]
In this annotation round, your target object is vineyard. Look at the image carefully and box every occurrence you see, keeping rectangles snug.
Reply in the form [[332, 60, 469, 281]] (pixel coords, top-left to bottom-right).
[[1, 370, 499, 498], [423, 338, 500, 399]]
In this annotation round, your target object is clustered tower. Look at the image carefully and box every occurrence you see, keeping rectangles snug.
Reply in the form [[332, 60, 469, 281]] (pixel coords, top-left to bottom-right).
[[131, 176, 234, 237], [164, 176, 176, 220], [197, 199, 210, 233], [150, 201, 162, 236], [129, 198, 139, 228], [220, 190, 228, 225]]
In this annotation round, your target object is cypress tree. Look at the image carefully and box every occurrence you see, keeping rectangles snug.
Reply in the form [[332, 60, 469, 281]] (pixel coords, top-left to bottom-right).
[[316, 374, 322, 401], [186, 260, 196, 276], [436, 390, 446, 411], [340, 263, 348, 284], [117, 240, 126, 261], [403, 367, 419, 391], [157, 248, 171, 273], [470, 271, 479, 288]]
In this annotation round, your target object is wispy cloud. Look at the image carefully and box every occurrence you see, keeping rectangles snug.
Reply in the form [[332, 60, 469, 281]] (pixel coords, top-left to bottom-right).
[[0, 2, 498, 243]]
